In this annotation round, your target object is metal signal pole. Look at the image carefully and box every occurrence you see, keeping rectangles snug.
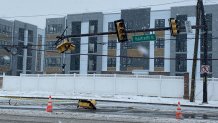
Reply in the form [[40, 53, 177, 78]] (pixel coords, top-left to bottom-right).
[[199, 0, 208, 103]]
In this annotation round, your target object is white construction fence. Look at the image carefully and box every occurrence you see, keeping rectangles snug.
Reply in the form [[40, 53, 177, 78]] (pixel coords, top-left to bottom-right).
[[2, 74, 218, 101]]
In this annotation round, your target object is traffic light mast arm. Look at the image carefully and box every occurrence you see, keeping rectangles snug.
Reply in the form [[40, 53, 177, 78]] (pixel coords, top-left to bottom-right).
[[57, 25, 203, 40]]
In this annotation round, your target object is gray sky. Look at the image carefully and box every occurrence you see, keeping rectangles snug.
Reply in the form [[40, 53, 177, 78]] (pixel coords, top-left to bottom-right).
[[0, 0, 217, 28]]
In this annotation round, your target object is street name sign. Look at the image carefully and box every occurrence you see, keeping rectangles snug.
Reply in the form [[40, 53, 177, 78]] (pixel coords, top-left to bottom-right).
[[132, 34, 156, 42]]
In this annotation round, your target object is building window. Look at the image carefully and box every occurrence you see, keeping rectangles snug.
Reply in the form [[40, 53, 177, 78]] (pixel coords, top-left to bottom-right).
[[155, 38, 164, 48], [47, 24, 63, 34], [26, 57, 32, 70], [176, 54, 187, 72], [88, 56, 96, 71], [72, 22, 81, 35], [154, 58, 164, 67], [46, 57, 61, 67], [176, 15, 187, 33], [70, 55, 80, 70], [108, 40, 116, 49], [88, 37, 97, 53], [206, 13, 212, 31], [107, 57, 116, 67], [89, 20, 98, 34], [0, 24, 12, 35], [17, 56, 23, 70], [0, 56, 10, 66], [71, 38, 80, 53], [108, 22, 115, 32], [155, 19, 165, 28], [46, 41, 56, 50], [19, 28, 25, 41], [28, 30, 33, 42], [176, 34, 187, 52]]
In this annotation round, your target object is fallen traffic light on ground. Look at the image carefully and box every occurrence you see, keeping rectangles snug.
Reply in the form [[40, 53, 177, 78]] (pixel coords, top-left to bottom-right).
[[77, 99, 97, 110]]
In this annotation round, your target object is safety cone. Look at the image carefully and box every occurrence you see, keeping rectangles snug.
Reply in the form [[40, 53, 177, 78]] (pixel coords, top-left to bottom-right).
[[46, 95, 53, 112], [176, 101, 183, 119]]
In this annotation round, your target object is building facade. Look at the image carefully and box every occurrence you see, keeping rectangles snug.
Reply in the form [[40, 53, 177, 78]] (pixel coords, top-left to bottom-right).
[[44, 4, 218, 78], [0, 19, 12, 75], [0, 19, 44, 76], [45, 17, 65, 74]]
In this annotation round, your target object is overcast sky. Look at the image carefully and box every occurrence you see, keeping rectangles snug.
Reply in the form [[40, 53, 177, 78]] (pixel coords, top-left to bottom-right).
[[0, 0, 217, 28]]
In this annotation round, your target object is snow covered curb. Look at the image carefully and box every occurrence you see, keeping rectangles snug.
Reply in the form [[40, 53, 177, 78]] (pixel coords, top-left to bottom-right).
[[1, 91, 218, 108]]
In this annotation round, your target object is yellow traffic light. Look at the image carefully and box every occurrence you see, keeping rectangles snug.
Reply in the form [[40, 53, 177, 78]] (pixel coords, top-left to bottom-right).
[[169, 18, 179, 37], [56, 39, 75, 53], [114, 19, 128, 42]]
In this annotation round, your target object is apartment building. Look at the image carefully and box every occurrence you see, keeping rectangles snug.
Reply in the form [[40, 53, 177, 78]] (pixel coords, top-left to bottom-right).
[[0, 19, 44, 76], [0, 19, 12, 75], [45, 17, 65, 74], [44, 4, 218, 78]]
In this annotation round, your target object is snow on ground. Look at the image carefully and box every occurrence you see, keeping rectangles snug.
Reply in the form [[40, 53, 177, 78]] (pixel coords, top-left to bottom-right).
[[0, 90, 218, 108]]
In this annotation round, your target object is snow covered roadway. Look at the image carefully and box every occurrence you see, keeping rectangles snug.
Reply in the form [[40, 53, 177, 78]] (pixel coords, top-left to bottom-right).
[[0, 98, 218, 123]]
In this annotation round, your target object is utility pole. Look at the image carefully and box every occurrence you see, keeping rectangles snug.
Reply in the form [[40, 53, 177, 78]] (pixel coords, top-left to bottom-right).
[[200, 0, 208, 103], [190, 0, 201, 102], [190, 0, 208, 103]]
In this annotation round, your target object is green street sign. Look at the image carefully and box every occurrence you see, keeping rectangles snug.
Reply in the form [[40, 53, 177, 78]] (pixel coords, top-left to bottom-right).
[[132, 34, 156, 42]]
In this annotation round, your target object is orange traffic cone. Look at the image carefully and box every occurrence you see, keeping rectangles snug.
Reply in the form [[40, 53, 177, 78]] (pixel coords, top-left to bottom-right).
[[176, 101, 183, 119], [46, 95, 53, 112]]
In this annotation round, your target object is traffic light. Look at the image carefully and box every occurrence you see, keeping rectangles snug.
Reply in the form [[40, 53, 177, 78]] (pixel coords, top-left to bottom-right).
[[56, 39, 75, 53], [169, 18, 179, 37], [114, 19, 128, 42]]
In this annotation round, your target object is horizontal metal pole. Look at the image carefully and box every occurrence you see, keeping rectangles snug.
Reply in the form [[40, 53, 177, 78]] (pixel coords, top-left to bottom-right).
[[57, 25, 204, 39]]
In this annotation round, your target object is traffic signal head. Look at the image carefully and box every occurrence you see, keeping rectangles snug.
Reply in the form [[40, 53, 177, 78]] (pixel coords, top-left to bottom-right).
[[169, 18, 179, 37], [56, 39, 75, 53], [114, 19, 128, 42]]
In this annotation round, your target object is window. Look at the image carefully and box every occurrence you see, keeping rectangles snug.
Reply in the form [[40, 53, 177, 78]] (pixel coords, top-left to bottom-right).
[[155, 19, 165, 28], [108, 40, 116, 49], [108, 57, 116, 67], [46, 57, 61, 67], [71, 38, 80, 53], [108, 22, 115, 32], [0, 24, 12, 35], [89, 20, 98, 34], [26, 57, 32, 70], [17, 42, 24, 55], [155, 38, 164, 48], [176, 34, 187, 52], [176, 15, 187, 32], [89, 37, 97, 53], [28, 30, 33, 42], [70, 55, 80, 70], [0, 56, 10, 66], [72, 22, 81, 35], [88, 55, 96, 71], [19, 28, 25, 41], [47, 24, 63, 34], [46, 41, 56, 50], [176, 54, 187, 72], [206, 13, 212, 31], [154, 58, 164, 67], [17, 56, 23, 70]]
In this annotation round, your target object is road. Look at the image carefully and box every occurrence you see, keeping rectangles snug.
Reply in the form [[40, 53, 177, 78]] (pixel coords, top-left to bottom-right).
[[0, 97, 218, 123]]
